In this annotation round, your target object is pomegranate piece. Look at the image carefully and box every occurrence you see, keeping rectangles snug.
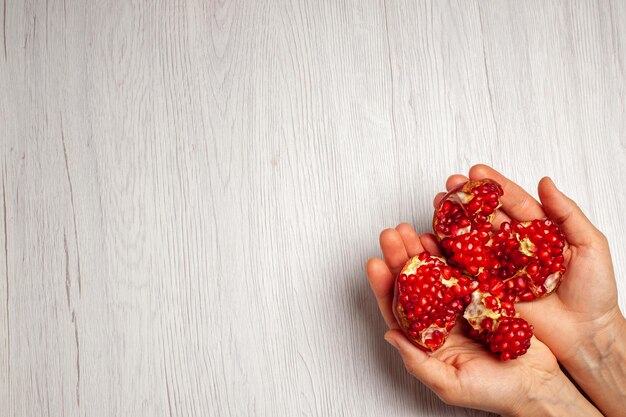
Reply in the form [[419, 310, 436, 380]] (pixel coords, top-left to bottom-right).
[[489, 220, 566, 300], [463, 290, 516, 334], [434, 179, 567, 302], [487, 317, 533, 361], [433, 179, 503, 240], [434, 179, 503, 276], [386, 177, 564, 360], [393, 252, 478, 351], [463, 290, 533, 360]]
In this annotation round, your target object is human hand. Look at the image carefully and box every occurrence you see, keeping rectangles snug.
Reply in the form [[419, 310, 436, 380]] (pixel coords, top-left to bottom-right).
[[366, 225, 601, 416], [436, 164, 626, 416]]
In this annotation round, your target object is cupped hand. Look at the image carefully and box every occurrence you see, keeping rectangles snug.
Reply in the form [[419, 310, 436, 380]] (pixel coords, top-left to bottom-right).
[[436, 165, 625, 365], [366, 225, 562, 416], [437, 165, 626, 417]]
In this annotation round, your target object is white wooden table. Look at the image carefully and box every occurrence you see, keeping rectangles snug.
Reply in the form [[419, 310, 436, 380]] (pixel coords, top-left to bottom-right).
[[1, 1, 625, 416]]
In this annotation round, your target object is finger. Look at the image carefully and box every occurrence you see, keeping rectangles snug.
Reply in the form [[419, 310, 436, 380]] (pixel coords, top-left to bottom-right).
[[384, 329, 457, 393], [469, 164, 545, 221], [396, 223, 425, 257], [380, 228, 410, 277], [446, 174, 468, 191], [419, 233, 443, 257], [537, 177, 604, 247], [514, 296, 572, 358], [366, 258, 398, 329]]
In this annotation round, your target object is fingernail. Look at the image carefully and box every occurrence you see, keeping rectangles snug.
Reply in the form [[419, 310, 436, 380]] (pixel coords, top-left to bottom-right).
[[384, 335, 399, 350]]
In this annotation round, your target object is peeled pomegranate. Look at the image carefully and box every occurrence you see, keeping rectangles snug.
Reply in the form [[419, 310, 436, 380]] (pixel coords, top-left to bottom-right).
[[393, 252, 478, 351], [463, 290, 533, 360], [433, 179, 503, 241], [434, 179, 566, 302], [391, 178, 566, 360], [489, 220, 566, 300], [434, 179, 503, 276]]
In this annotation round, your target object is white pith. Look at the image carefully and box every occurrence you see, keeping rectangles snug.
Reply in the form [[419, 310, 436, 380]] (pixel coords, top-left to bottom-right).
[[456, 225, 471, 235], [463, 291, 501, 330], [402, 255, 447, 275], [544, 272, 560, 293], [402, 256, 429, 275], [421, 325, 447, 344], [518, 237, 536, 256], [441, 277, 458, 287], [453, 192, 472, 204]]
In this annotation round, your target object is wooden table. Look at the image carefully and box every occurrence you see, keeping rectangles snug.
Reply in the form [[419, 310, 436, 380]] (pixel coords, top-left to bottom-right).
[[1, 1, 625, 416]]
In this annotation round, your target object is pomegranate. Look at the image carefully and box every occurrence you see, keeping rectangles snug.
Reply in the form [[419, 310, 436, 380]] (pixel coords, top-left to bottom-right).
[[434, 180, 566, 302], [487, 317, 533, 361], [389, 178, 564, 360], [393, 252, 478, 351], [433, 179, 503, 240], [489, 220, 566, 300], [463, 290, 533, 360], [434, 179, 503, 276]]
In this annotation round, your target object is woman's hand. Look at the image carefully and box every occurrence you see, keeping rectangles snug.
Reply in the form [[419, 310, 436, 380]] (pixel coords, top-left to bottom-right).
[[366, 225, 601, 416], [436, 164, 626, 416]]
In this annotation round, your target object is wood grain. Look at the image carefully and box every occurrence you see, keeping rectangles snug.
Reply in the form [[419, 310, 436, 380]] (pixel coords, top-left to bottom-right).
[[0, 0, 625, 416]]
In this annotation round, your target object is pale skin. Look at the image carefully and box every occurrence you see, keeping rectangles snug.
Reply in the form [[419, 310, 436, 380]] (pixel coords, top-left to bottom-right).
[[366, 164, 626, 416]]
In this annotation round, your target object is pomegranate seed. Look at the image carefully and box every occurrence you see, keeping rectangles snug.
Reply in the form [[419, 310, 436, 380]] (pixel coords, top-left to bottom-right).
[[483, 296, 499, 310]]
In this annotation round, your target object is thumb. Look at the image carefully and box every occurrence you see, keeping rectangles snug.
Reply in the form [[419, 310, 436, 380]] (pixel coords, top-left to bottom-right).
[[537, 177, 603, 247]]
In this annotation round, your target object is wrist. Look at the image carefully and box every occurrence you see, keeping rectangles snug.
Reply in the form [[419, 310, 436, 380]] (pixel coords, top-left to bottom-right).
[[560, 312, 626, 417], [562, 308, 626, 369], [504, 370, 601, 417]]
